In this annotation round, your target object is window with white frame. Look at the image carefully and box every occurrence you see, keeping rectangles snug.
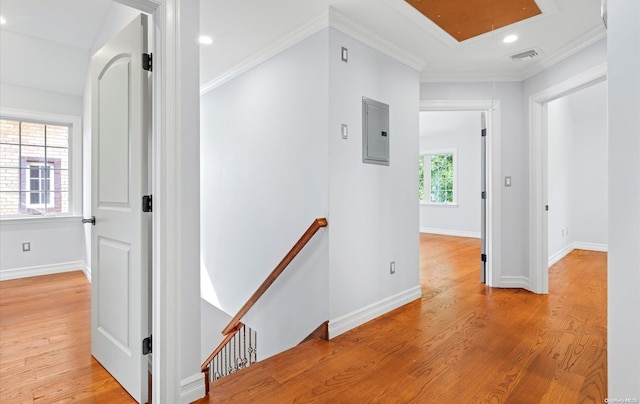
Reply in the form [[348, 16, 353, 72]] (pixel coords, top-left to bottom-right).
[[0, 117, 72, 217], [419, 150, 457, 205]]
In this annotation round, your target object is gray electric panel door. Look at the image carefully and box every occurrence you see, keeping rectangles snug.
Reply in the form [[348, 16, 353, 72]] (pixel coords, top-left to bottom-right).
[[362, 97, 390, 166]]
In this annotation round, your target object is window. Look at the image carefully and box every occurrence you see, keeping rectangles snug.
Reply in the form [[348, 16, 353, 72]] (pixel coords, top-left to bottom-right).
[[419, 150, 457, 205], [0, 117, 72, 217]]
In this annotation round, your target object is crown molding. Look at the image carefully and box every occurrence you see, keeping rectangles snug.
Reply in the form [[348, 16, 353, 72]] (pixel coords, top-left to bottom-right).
[[199, 11, 329, 95], [520, 23, 607, 80], [327, 6, 426, 71]]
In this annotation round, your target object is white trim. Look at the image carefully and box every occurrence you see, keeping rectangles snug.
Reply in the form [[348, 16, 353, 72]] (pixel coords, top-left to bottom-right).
[[572, 242, 608, 252], [82, 263, 91, 282], [548, 242, 609, 267], [179, 373, 205, 404], [548, 243, 574, 267], [329, 286, 421, 339], [419, 228, 481, 239], [499, 276, 530, 289], [0, 215, 82, 225], [528, 63, 607, 294], [328, 7, 426, 72], [200, 12, 329, 95], [420, 99, 501, 288], [0, 261, 85, 281], [0, 107, 83, 218], [521, 25, 607, 81]]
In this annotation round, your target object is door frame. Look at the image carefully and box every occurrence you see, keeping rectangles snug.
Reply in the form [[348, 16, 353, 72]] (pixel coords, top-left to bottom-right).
[[114, 0, 199, 401], [528, 63, 607, 294], [420, 100, 502, 287]]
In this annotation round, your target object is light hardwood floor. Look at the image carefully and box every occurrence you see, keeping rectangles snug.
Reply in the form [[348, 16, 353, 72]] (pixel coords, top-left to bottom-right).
[[0, 271, 135, 403], [0, 234, 607, 403], [197, 234, 607, 403]]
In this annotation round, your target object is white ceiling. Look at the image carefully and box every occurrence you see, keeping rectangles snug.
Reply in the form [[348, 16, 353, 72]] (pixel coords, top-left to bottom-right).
[[0, 0, 606, 96]]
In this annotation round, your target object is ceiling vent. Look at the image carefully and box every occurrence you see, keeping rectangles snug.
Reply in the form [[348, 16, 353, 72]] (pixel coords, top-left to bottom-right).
[[510, 48, 541, 62]]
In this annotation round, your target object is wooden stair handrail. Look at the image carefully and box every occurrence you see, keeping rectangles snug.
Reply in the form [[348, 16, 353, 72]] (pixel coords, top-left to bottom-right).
[[201, 322, 244, 373], [200, 322, 244, 395], [221, 217, 328, 336]]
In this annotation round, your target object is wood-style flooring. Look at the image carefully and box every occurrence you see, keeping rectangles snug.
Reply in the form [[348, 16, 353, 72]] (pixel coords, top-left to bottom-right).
[[0, 234, 607, 403], [196, 234, 607, 403], [0, 271, 135, 403]]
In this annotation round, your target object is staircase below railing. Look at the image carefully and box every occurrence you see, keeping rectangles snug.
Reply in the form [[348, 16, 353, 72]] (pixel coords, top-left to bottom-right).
[[202, 322, 257, 386], [201, 217, 328, 395]]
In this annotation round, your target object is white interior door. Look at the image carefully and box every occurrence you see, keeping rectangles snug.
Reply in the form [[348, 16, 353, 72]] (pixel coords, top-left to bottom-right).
[[91, 14, 150, 403], [480, 112, 487, 283]]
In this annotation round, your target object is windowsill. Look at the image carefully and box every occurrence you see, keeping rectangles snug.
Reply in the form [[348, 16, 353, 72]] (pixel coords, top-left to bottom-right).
[[420, 202, 459, 208], [0, 215, 83, 225]]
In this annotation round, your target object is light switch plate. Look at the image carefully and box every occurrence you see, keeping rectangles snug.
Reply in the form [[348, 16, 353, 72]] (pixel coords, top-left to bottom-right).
[[341, 124, 348, 139], [505, 176, 512, 187]]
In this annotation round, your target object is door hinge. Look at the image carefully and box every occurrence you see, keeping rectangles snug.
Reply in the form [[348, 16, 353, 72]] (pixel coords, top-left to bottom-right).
[[481, 254, 487, 262], [481, 191, 486, 199], [481, 128, 487, 137], [142, 335, 152, 355], [142, 195, 152, 212], [142, 53, 152, 71]]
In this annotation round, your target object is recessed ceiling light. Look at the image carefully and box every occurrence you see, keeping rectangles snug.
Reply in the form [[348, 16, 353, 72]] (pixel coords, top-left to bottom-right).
[[0, 16, 7, 25], [199, 36, 213, 45], [503, 34, 518, 44]]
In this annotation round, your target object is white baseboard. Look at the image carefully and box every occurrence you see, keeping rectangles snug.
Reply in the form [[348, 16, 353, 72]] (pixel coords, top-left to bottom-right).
[[548, 242, 608, 267], [82, 264, 91, 283], [180, 372, 205, 404], [499, 276, 530, 289], [573, 242, 608, 252], [420, 227, 481, 239], [329, 286, 422, 339], [548, 244, 574, 267], [0, 261, 86, 281]]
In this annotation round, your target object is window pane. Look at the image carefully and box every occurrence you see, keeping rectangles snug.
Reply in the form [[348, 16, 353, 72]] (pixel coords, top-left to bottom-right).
[[52, 169, 69, 192], [53, 192, 69, 213], [428, 153, 454, 203], [21, 122, 45, 146], [0, 119, 19, 144], [0, 192, 20, 215], [47, 146, 69, 169], [46, 125, 69, 148], [0, 144, 20, 168], [0, 168, 19, 191], [30, 191, 40, 204], [21, 146, 46, 167]]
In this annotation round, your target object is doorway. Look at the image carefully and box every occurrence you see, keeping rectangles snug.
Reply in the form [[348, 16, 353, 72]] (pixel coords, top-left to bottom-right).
[[528, 64, 607, 294], [420, 100, 502, 287], [547, 81, 608, 269], [419, 110, 483, 285]]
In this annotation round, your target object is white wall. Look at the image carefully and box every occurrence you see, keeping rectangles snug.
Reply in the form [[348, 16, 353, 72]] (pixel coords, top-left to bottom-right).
[[419, 110, 481, 237], [328, 28, 421, 333], [569, 82, 608, 248], [547, 96, 575, 259], [607, 0, 640, 397], [0, 83, 85, 279], [200, 29, 330, 360], [420, 82, 528, 280]]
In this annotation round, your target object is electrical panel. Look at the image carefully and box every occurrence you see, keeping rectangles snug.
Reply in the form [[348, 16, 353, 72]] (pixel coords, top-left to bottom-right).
[[362, 97, 389, 166]]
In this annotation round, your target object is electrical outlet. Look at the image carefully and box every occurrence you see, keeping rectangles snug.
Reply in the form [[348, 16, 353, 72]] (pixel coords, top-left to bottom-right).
[[390, 261, 396, 274], [566, 227, 569, 236], [22, 242, 30, 252]]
